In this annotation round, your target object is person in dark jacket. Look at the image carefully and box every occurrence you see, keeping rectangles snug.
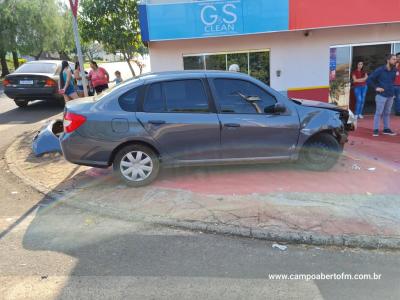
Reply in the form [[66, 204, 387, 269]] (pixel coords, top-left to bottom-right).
[[394, 52, 400, 115], [367, 54, 397, 136]]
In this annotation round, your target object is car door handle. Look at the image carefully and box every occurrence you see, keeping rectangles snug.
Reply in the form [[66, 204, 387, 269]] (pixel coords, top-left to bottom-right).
[[148, 120, 166, 125], [224, 123, 240, 128]]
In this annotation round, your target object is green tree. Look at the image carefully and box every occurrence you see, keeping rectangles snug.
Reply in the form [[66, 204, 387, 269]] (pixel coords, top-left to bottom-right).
[[0, 0, 75, 76], [0, 1, 12, 76], [81, 41, 104, 61], [80, 0, 146, 76]]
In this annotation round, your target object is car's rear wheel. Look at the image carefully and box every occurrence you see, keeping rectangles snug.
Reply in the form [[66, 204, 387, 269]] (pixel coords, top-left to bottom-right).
[[113, 144, 160, 187], [14, 99, 29, 108], [299, 133, 341, 171]]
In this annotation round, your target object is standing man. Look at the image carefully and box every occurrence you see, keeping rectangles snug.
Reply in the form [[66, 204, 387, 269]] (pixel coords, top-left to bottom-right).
[[394, 52, 400, 116], [367, 54, 397, 136]]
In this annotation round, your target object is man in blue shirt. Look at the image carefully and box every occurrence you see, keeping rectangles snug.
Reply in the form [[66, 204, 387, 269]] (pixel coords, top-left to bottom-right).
[[367, 54, 397, 136]]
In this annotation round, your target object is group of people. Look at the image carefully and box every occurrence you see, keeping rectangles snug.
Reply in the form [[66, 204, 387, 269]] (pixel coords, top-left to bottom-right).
[[59, 60, 123, 103], [351, 53, 400, 136]]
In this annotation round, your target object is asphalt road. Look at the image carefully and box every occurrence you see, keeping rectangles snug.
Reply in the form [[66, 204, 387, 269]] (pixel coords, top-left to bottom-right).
[[0, 92, 399, 300]]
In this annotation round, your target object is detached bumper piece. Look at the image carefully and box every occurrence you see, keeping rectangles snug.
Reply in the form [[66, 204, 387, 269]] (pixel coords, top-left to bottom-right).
[[346, 109, 357, 131], [32, 120, 64, 157]]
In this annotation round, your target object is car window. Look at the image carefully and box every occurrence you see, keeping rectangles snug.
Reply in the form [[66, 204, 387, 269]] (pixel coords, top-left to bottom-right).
[[14, 63, 58, 74], [118, 88, 139, 112], [144, 83, 164, 112], [163, 80, 209, 113], [213, 79, 277, 114]]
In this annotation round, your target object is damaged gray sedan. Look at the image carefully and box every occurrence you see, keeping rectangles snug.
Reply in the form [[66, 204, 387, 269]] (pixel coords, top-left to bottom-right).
[[59, 71, 356, 187]]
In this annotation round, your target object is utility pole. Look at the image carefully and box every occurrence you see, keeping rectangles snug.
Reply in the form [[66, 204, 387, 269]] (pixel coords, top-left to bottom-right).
[[69, 0, 88, 97]]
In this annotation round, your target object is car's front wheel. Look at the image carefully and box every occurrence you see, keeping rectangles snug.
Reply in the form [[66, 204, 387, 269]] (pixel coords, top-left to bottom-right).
[[299, 133, 342, 171], [113, 144, 160, 187], [14, 99, 29, 108]]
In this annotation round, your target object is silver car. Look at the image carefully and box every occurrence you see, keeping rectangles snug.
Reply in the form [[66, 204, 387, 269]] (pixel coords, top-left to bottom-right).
[[60, 71, 355, 187], [3, 60, 75, 108]]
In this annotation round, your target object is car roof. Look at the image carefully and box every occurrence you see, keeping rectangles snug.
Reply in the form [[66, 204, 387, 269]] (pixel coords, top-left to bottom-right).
[[25, 60, 69, 65], [138, 70, 253, 82]]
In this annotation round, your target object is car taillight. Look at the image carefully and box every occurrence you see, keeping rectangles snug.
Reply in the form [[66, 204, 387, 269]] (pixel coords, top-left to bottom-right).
[[3, 79, 10, 86], [44, 79, 57, 87], [63, 112, 86, 133]]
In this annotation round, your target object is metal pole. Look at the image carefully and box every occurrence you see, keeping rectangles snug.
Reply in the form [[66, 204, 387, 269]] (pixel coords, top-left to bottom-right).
[[71, 15, 88, 97]]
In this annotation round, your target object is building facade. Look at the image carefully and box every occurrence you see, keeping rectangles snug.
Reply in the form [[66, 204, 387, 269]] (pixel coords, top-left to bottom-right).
[[139, 0, 400, 108]]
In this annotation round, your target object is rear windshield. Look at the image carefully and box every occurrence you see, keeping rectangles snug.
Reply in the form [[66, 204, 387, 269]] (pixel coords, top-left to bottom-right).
[[15, 63, 57, 74], [95, 77, 141, 101]]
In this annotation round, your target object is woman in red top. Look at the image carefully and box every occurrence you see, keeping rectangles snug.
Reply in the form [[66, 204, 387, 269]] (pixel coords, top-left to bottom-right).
[[352, 61, 368, 119], [88, 61, 110, 94]]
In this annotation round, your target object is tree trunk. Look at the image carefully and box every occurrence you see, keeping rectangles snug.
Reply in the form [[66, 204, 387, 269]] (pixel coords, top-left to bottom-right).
[[123, 52, 136, 77], [59, 51, 70, 61], [12, 51, 19, 69], [0, 50, 10, 77], [35, 50, 43, 60]]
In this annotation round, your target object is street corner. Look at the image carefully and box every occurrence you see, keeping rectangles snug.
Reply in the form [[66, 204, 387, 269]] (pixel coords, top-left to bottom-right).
[[4, 123, 400, 250], [5, 130, 90, 195]]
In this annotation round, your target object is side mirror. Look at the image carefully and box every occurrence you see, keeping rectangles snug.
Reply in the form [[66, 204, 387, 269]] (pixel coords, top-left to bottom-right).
[[264, 103, 286, 114]]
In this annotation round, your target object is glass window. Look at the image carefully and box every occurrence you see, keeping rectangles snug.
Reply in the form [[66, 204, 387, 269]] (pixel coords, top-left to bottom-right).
[[164, 80, 209, 113], [144, 83, 165, 112], [213, 79, 276, 114], [183, 50, 270, 83], [118, 88, 139, 112], [329, 46, 351, 107], [249, 51, 270, 84], [227, 53, 248, 74], [205, 54, 226, 70], [15, 63, 57, 74], [183, 56, 205, 70], [394, 43, 400, 54]]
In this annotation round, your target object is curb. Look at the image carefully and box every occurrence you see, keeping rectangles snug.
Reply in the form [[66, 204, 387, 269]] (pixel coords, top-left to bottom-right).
[[5, 133, 400, 250], [5, 132, 55, 196], [59, 194, 400, 250]]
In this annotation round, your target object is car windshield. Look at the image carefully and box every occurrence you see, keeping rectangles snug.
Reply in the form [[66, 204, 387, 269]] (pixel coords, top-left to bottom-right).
[[14, 62, 57, 74]]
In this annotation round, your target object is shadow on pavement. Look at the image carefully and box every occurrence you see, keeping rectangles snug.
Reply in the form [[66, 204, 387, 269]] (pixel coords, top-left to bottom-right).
[[18, 185, 400, 300], [0, 99, 63, 125]]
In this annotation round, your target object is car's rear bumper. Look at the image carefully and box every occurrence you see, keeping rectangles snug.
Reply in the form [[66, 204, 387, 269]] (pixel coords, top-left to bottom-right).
[[4, 86, 62, 101], [60, 132, 118, 168]]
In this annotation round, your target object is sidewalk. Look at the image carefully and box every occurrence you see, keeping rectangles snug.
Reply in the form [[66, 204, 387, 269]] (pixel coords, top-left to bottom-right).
[[5, 115, 400, 249]]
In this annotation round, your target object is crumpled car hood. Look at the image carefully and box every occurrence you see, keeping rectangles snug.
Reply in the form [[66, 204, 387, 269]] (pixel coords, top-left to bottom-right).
[[292, 98, 345, 112]]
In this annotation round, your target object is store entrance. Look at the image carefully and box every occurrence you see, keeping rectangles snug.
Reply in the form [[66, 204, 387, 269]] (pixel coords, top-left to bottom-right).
[[351, 44, 391, 113]]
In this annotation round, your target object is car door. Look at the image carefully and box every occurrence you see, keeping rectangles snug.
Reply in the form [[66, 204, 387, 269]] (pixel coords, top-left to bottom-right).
[[210, 77, 300, 159], [136, 78, 221, 162]]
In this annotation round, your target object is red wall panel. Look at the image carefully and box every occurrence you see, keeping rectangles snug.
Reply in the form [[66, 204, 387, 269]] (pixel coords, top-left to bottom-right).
[[287, 88, 330, 102], [290, 0, 400, 30]]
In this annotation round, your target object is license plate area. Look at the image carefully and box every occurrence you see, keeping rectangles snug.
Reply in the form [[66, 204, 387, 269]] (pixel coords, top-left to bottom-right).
[[20, 80, 34, 85]]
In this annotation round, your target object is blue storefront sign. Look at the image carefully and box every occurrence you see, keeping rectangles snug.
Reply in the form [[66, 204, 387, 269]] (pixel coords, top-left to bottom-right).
[[139, 0, 289, 42]]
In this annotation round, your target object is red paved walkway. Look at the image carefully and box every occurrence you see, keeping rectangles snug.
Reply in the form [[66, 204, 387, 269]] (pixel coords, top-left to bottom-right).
[[156, 115, 400, 196]]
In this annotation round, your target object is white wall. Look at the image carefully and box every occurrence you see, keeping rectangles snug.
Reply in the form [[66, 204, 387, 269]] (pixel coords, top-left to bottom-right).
[[148, 23, 400, 91]]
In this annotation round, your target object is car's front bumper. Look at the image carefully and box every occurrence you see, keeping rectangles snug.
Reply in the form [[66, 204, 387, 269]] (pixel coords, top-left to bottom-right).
[[32, 120, 63, 156], [345, 109, 357, 131]]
